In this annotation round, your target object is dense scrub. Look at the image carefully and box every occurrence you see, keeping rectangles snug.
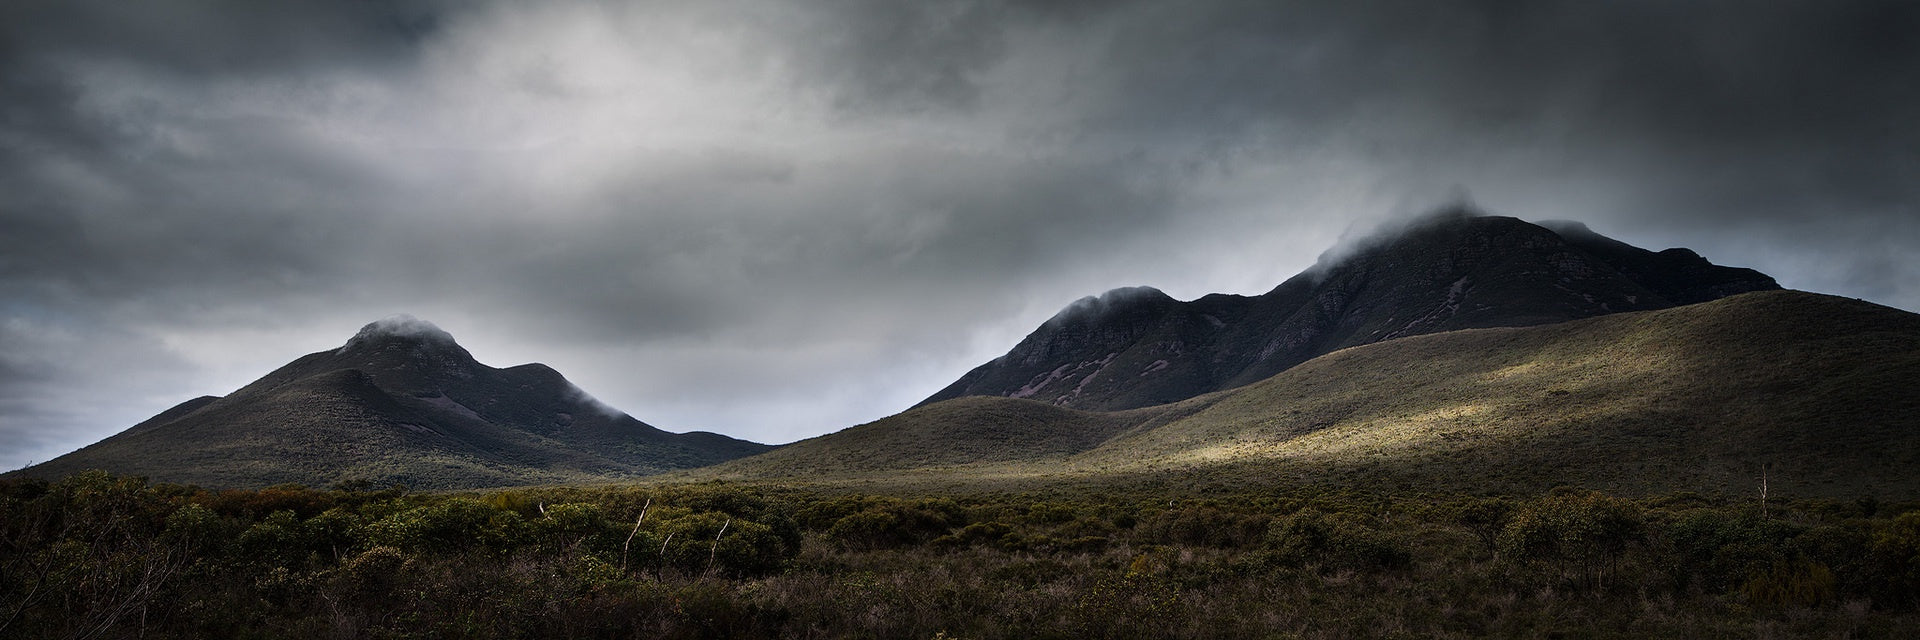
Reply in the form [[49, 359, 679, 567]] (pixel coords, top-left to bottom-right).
[[4, 472, 1920, 638]]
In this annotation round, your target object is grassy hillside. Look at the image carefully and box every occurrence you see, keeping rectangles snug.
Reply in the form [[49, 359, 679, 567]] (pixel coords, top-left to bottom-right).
[[707, 396, 1199, 478], [19, 369, 629, 490], [701, 291, 1920, 498]]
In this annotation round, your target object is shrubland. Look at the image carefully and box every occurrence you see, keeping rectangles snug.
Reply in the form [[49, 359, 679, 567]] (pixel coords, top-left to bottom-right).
[[5, 471, 1920, 638]]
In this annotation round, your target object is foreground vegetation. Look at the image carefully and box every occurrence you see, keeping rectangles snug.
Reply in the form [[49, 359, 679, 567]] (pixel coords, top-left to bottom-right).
[[5, 471, 1920, 638]]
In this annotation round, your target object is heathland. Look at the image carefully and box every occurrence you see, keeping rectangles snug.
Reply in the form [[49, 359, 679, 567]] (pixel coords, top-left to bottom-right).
[[4, 473, 1918, 638]]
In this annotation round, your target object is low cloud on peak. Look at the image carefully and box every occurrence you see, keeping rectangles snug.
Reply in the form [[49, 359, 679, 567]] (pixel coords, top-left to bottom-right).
[[340, 315, 458, 351]]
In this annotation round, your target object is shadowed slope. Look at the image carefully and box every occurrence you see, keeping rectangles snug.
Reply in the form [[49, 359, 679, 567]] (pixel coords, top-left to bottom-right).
[[1068, 290, 1920, 495], [708, 291, 1920, 497]]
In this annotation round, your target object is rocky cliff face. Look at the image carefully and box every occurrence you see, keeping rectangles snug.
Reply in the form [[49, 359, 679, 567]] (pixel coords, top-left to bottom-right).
[[921, 212, 1779, 410]]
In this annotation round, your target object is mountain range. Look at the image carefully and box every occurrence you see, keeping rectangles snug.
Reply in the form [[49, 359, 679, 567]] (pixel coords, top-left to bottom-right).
[[18, 210, 1916, 497], [15, 317, 769, 489], [700, 289, 1920, 497], [921, 211, 1779, 411], [693, 213, 1918, 497]]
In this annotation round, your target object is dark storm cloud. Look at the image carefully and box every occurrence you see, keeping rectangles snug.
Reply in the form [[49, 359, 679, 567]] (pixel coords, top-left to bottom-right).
[[1059, 0, 1920, 300], [0, 0, 442, 307], [0, 0, 439, 72], [0, 0, 439, 183], [1, 0, 1914, 468], [783, 0, 1012, 113], [1084, 1, 1919, 134]]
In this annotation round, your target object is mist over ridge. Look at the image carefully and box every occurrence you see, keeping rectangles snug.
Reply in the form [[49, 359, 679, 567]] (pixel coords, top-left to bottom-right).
[[922, 212, 1779, 411]]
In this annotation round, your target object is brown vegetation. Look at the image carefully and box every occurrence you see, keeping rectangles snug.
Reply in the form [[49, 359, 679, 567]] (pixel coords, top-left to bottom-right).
[[6, 472, 1920, 638]]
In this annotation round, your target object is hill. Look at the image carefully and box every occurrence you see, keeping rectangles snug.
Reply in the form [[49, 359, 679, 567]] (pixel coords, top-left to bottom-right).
[[704, 395, 1194, 478], [920, 211, 1779, 411], [701, 291, 1920, 497], [14, 316, 771, 489]]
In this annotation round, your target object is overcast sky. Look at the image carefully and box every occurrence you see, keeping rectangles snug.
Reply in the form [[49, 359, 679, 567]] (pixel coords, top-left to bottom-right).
[[3, 0, 1916, 469]]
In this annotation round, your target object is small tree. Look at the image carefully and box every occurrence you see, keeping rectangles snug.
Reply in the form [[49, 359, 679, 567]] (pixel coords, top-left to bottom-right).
[[1499, 491, 1642, 590]]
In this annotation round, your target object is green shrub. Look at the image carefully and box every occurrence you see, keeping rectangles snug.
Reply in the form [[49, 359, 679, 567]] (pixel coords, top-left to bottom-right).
[[528, 502, 619, 554], [238, 510, 312, 568], [1024, 501, 1080, 525], [1662, 508, 1801, 593], [825, 504, 956, 551], [162, 503, 231, 555], [653, 512, 792, 576], [1440, 496, 1512, 552], [1499, 491, 1642, 588], [325, 545, 411, 602], [1741, 559, 1836, 609], [932, 521, 1016, 550], [482, 490, 539, 517], [1263, 509, 1409, 572], [1867, 510, 1920, 607], [201, 484, 336, 519], [1140, 505, 1269, 548], [302, 507, 366, 562], [365, 498, 525, 553], [795, 495, 880, 530], [827, 508, 907, 550]]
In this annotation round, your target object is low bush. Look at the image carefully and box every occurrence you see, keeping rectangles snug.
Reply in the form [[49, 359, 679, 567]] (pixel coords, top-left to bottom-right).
[[1263, 508, 1410, 571], [1139, 504, 1269, 548], [1499, 490, 1642, 589]]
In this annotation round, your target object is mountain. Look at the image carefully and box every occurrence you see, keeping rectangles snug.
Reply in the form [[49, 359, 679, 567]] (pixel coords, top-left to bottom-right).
[[701, 290, 1920, 497], [15, 316, 771, 489], [920, 211, 1779, 411]]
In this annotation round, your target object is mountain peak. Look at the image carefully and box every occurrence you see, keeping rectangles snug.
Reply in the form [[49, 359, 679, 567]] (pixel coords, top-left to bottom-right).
[[1046, 286, 1174, 326], [1533, 219, 1596, 238], [338, 315, 460, 354], [922, 214, 1781, 410], [18, 313, 773, 489]]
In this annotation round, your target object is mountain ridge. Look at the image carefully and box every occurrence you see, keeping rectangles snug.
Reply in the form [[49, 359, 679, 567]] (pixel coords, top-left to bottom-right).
[[700, 290, 1920, 497], [14, 316, 771, 489], [921, 212, 1779, 411]]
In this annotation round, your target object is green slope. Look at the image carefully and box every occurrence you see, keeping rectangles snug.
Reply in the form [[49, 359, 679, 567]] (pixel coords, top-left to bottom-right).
[[700, 395, 1199, 478], [702, 291, 1920, 497]]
